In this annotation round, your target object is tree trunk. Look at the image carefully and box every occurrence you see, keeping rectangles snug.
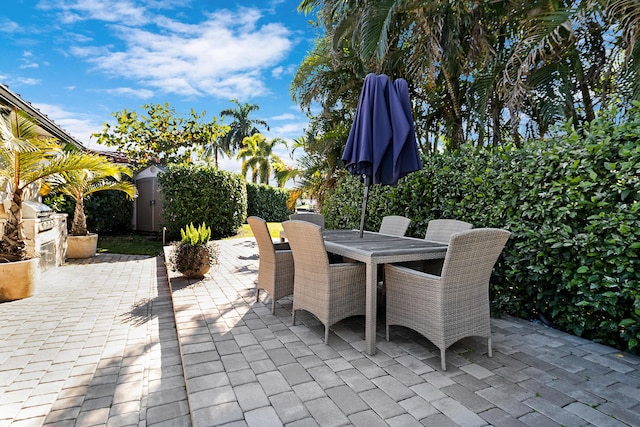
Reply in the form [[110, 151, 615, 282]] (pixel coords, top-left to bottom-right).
[[0, 189, 27, 262], [492, 96, 502, 147], [71, 199, 88, 236]]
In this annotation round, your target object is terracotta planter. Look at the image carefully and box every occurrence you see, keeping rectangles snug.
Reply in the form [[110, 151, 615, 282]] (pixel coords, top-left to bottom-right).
[[67, 234, 98, 259], [0, 258, 39, 302]]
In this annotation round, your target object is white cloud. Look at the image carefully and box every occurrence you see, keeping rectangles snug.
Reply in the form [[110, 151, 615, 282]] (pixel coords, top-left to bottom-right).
[[270, 113, 295, 121], [15, 77, 41, 85], [68, 8, 293, 101], [272, 66, 284, 79], [0, 19, 21, 33], [19, 51, 39, 69], [217, 156, 242, 175], [39, 0, 150, 25], [69, 33, 93, 43], [271, 63, 297, 79], [105, 87, 155, 99], [270, 122, 306, 140], [32, 102, 104, 146]]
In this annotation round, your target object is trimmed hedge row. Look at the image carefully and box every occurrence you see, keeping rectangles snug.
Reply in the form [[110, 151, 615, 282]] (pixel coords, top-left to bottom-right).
[[246, 183, 293, 222], [44, 191, 133, 235], [57, 165, 290, 241], [323, 108, 640, 353], [159, 165, 247, 240]]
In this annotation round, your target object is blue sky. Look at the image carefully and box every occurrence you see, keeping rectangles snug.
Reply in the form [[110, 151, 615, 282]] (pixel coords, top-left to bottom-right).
[[0, 0, 317, 174]]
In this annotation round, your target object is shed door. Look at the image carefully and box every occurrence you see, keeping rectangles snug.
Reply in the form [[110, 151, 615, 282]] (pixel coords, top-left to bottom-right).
[[136, 177, 163, 232]]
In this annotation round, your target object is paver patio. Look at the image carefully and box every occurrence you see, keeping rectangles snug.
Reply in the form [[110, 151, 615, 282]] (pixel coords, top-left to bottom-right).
[[1, 237, 639, 426]]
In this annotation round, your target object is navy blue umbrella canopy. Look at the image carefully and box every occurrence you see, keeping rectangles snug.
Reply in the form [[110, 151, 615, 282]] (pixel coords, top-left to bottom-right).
[[342, 73, 423, 237]]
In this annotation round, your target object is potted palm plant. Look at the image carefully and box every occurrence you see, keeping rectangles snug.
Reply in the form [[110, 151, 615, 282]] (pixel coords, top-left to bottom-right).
[[44, 155, 136, 258], [169, 222, 218, 279], [0, 107, 119, 301]]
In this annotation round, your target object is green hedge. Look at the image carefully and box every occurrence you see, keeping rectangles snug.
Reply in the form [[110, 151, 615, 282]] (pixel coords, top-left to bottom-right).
[[45, 191, 133, 235], [159, 164, 247, 240], [246, 183, 293, 222], [323, 107, 640, 353]]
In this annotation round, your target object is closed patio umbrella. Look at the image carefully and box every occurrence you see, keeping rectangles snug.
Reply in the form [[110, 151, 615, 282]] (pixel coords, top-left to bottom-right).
[[342, 73, 422, 237]]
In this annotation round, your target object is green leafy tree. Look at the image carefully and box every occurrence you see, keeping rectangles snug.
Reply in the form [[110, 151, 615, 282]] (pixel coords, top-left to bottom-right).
[[92, 103, 227, 169], [237, 133, 285, 185]]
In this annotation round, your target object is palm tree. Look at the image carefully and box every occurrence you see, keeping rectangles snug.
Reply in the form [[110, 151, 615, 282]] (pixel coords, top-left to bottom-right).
[[287, 115, 350, 211], [0, 107, 117, 262], [220, 99, 269, 155], [273, 161, 303, 188], [608, 0, 640, 99], [236, 134, 284, 185], [43, 154, 136, 236], [301, 0, 639, 148], [183, 113, 231, 168], [201, 134, 230, 168]]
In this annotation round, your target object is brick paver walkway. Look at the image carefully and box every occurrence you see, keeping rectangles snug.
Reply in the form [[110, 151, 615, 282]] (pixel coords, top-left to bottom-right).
[[1, 238, 640, 426], [1, 255, 188, 427]]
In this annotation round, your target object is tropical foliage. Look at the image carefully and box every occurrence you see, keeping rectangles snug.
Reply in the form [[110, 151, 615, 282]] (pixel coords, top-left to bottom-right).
[[190, 115, 230, 168], [0, 108, 121, 261], [322, 104, 640, 353], [180, 222, 211, 245], [294, 0, 640, 152], [43, 153, 136, 236], [45, 190, 134, 236], [237, 133, 286, 186], [219, 99, 269, 154]]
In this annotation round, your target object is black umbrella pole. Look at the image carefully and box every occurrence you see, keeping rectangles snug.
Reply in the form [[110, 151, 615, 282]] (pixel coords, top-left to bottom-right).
[[359, 176, 370, 238]]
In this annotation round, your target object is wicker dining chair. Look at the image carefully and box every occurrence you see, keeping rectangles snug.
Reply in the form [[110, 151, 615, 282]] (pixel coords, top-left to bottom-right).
[[424, 219, 473, 243], [248, 216, 295, 314], [379, 215, 411, 236], [282, 220, 366, 344], [289, 213, 325, 229], [415, 219, 474, 274], [385, 228, 511, 370]]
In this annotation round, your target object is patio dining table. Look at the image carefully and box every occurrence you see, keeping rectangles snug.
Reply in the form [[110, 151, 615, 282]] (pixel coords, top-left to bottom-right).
[[322, 229, 448, 355]]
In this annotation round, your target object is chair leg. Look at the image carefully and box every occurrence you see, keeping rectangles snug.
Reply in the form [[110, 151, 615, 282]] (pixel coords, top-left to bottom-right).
[[291, 310, 296, 326], [324, 325, 330, 344], [271, 298, 276, 315], [487, 337, 492, 358], [386, 325, 390, 341], [440, 349, 447, 371], [255, 288, 260, 303]]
